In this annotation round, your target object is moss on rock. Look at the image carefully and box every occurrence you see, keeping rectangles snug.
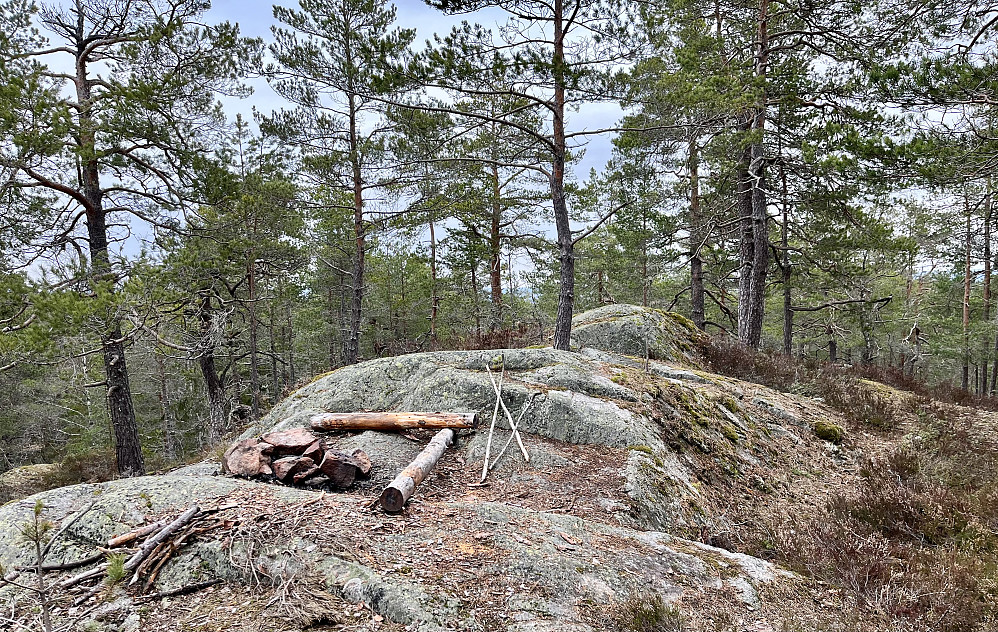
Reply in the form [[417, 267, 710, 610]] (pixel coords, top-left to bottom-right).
[[813, 420, 845, 444]]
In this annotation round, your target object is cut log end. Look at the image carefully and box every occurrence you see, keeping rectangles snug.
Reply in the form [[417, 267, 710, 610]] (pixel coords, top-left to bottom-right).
[[379, 487, 406, 514]]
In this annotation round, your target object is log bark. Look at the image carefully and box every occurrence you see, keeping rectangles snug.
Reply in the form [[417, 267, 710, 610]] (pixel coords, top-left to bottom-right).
[[380, 429, 454, 513], [310, 412, 476, 432]]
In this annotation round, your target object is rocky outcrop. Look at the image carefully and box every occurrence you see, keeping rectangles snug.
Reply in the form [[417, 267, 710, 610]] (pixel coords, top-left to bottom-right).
[[570, 304, 707, 366], [0, 306, 854, 632], [0, 463, 63, 503]]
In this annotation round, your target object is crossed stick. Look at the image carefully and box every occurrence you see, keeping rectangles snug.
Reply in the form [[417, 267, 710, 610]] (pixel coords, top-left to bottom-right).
[[479, 363, 532, 483]]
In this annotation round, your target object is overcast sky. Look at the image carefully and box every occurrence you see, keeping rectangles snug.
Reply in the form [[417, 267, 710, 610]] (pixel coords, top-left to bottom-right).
[[204, 0, 618, 179]]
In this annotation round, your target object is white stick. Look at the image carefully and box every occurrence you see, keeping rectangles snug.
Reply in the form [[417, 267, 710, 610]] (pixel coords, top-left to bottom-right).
[[480, 367, 504, 483], [488, 394, 536, 471], [486, 365, 530, 462]]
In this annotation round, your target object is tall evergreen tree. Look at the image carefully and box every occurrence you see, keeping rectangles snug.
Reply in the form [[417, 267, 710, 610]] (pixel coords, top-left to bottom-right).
[[0, 0, 259, 475], [265, 0, 415, 365]]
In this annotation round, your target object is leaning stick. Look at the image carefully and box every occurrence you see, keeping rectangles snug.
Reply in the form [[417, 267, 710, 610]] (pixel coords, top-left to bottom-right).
[[124, 506, 200, 576], [480, 368, 505, 483], [380, 429, 454, 513], [489, 393, 538, 471], [486, 365, 529, 462], [57, 564, 108, 590], [42, 501, 96, 558]]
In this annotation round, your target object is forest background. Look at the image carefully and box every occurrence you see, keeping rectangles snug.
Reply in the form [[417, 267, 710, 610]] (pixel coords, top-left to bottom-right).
[[0, 0, 995, 477]]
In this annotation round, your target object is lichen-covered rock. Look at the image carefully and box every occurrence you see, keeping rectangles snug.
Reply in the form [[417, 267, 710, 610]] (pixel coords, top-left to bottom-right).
[[0, 305, 864, 631], [0, 475, 795, 632], [570, 305, 707, 366]]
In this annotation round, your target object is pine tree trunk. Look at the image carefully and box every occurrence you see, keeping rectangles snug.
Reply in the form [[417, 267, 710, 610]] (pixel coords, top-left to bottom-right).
[[489, 164, 504, 331], [689, 140, 705, 331], [738, 0, 770, 350], [247, 253, 260, 419], [78, 44, 143, 476], [963, 195, 972, 391], [429, 218, 439, 349], [736, 147, 755, 345], [345, 86, 365, 365], [551, 0, 575, 352], [156, 352, 176, 461], [781, 167, 792, 355], [983, 190, 992, 392], [197, 297, 226, 443]]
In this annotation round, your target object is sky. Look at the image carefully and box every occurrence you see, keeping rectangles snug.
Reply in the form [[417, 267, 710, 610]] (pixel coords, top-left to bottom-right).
[[204, 0, 618, 179]]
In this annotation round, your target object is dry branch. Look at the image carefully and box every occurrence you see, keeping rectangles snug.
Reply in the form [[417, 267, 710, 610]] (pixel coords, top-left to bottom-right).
[[380, 428, 455, 513], [310, 411, 476, 432], [107, 520, 168, 547], [123, 506, 200, 574]]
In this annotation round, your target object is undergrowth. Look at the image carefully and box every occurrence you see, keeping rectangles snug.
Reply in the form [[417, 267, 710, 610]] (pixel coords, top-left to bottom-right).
[[749, 405, 998, 630], [705, 337, 998, 415], [707, 338, 998, 630]]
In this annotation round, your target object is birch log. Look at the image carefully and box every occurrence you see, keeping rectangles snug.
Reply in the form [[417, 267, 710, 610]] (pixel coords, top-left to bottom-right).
[[311, 412, 476, 432], [379, 429, 454, 513]]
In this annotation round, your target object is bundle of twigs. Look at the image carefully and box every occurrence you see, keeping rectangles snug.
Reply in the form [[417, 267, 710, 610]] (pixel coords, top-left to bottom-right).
[[49, 504, 238, 604]]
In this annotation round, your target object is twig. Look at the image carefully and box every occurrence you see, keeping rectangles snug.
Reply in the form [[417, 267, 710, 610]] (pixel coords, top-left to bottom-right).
[[136, 578, 223, 601], [479, 367, 505, 483], [107, 520, 167, 547], [56, 564, 107, 590], [488, 393, 538, 472], [41, 501, 96, 558], [123, 506, 200, 575], [16, 552, 104, 573], [485, 365, 530, 463]]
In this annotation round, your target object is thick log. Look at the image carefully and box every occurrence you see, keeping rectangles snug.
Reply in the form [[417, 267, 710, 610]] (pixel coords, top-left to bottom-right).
[[310, 412, 476, 432], [379, 428, 454, 514]]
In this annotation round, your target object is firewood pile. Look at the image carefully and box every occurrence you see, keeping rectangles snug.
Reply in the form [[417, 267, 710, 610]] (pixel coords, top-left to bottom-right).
[[35, 504, 234, 603], [221, 427, 371, 489]]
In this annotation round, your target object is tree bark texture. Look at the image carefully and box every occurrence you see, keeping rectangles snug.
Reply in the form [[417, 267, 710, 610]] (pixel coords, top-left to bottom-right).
[[689, 140, 705, 331], [963, 195, 972, 391], [379, 428, 454, 513], [77, 32, 144, 476], [346, 91, 365, 366], [737, 0, 770, 350], [311, 411, 476, 432], [551, 0, 575, 352], [489, 163, 504, 331]]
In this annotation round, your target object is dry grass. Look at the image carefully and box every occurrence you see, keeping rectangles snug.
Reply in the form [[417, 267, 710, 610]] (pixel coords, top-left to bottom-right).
[[747, 408, 998, 631]]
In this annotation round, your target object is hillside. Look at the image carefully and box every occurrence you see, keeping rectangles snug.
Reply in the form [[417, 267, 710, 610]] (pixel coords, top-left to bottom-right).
[[1, 305, 995, 632]]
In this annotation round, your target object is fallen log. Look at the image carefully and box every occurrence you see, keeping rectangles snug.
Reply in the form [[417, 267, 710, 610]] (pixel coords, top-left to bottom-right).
[[310, 412, 476, 432], [379, 428, 454, 513]]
